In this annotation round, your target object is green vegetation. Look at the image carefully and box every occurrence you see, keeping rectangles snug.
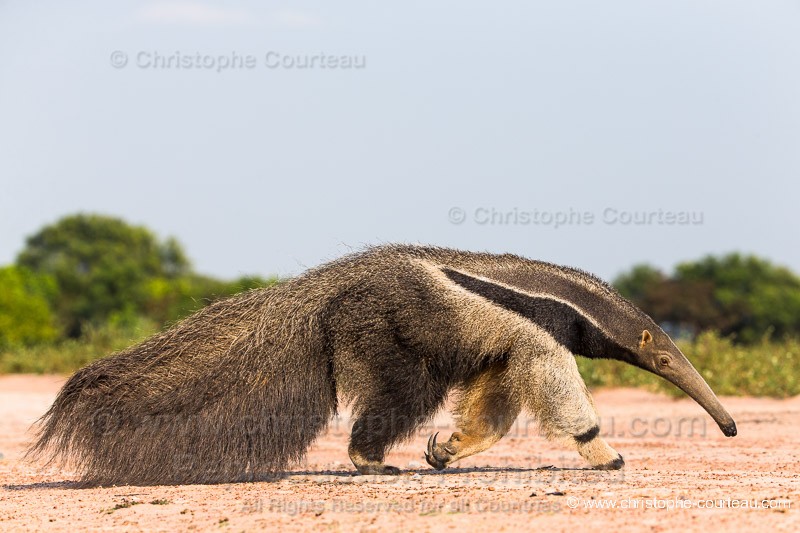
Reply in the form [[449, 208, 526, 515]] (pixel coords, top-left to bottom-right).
[[103, 499, 142, 514], [0, 266, 59, 348], [18, 214, 192, 337], [0, 318, 157, 374], [1, 212, 799, 398]]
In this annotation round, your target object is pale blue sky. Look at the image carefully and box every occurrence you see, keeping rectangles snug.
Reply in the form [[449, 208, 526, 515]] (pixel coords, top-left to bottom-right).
[[1, 1, 798, 281]]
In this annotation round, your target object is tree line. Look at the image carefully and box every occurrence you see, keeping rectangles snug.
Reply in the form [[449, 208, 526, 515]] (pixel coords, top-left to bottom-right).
[[614, 254, 800, 343], [1, 214, 274, 349], [2, 213, 799, 351]]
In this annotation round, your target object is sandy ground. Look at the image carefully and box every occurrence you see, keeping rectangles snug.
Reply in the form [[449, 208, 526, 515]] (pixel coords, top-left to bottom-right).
[[1, 375, 798, 532]]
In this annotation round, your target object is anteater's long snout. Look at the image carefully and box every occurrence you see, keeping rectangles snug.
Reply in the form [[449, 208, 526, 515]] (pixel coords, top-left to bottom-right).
[[654, 354, 737, 437]]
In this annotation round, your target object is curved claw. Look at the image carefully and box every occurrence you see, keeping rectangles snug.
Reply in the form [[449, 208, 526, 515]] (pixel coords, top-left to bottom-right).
[[424, 432, 440, 464], [424, 432, 455, 471], [429, 432, 439, 456]]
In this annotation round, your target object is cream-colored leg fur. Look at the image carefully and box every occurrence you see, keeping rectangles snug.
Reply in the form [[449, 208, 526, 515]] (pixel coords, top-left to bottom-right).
[[508, 336, 624, 470]]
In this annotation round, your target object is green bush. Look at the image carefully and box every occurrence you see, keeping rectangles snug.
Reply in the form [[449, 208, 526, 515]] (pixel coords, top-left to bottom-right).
[[17, 213, 191, 337], [0, 274, 277, 374], [0, 317, 157, 374], [0, 266, 59, 349]]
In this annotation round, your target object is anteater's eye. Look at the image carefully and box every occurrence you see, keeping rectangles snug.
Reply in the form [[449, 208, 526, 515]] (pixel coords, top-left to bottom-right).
[[659, 356, 671, 367]]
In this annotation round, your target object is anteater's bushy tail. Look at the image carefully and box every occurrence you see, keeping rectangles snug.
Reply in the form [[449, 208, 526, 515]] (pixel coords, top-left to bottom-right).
[[27, 287, 337, 486]]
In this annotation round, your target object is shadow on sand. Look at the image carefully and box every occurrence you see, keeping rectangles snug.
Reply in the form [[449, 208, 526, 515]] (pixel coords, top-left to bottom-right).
[[4, 463, 610, 490]]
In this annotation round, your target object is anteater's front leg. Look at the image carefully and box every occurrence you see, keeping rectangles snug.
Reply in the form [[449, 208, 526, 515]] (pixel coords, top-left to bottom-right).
[[425, 362, 521, 470], [516, 342, 624, 470]]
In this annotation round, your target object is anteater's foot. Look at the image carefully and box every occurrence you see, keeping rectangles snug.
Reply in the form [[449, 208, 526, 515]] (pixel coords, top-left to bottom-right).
[[576, 433, 625, 470], [592, 454, 625, 470], [424, 432, 456, 470], [355, 464, 401, 475], [349, 449, 402, 475]]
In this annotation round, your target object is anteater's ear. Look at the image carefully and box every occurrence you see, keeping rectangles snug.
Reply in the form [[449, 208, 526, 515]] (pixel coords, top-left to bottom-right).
[[639, 329, 653, 348]]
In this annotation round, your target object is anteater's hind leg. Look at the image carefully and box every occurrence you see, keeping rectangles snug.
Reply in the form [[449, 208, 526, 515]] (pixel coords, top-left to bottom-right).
[[515, 342, 624, 470], [425, 362, 520, 470], [349, 381, 447, 475]]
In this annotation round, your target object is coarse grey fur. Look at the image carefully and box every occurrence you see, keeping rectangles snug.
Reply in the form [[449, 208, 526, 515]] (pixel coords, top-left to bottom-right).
[[28, 244, 736, 485]]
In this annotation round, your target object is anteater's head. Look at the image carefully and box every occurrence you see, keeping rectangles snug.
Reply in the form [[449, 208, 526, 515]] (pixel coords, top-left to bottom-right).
[[629, 328, 737, 437]]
